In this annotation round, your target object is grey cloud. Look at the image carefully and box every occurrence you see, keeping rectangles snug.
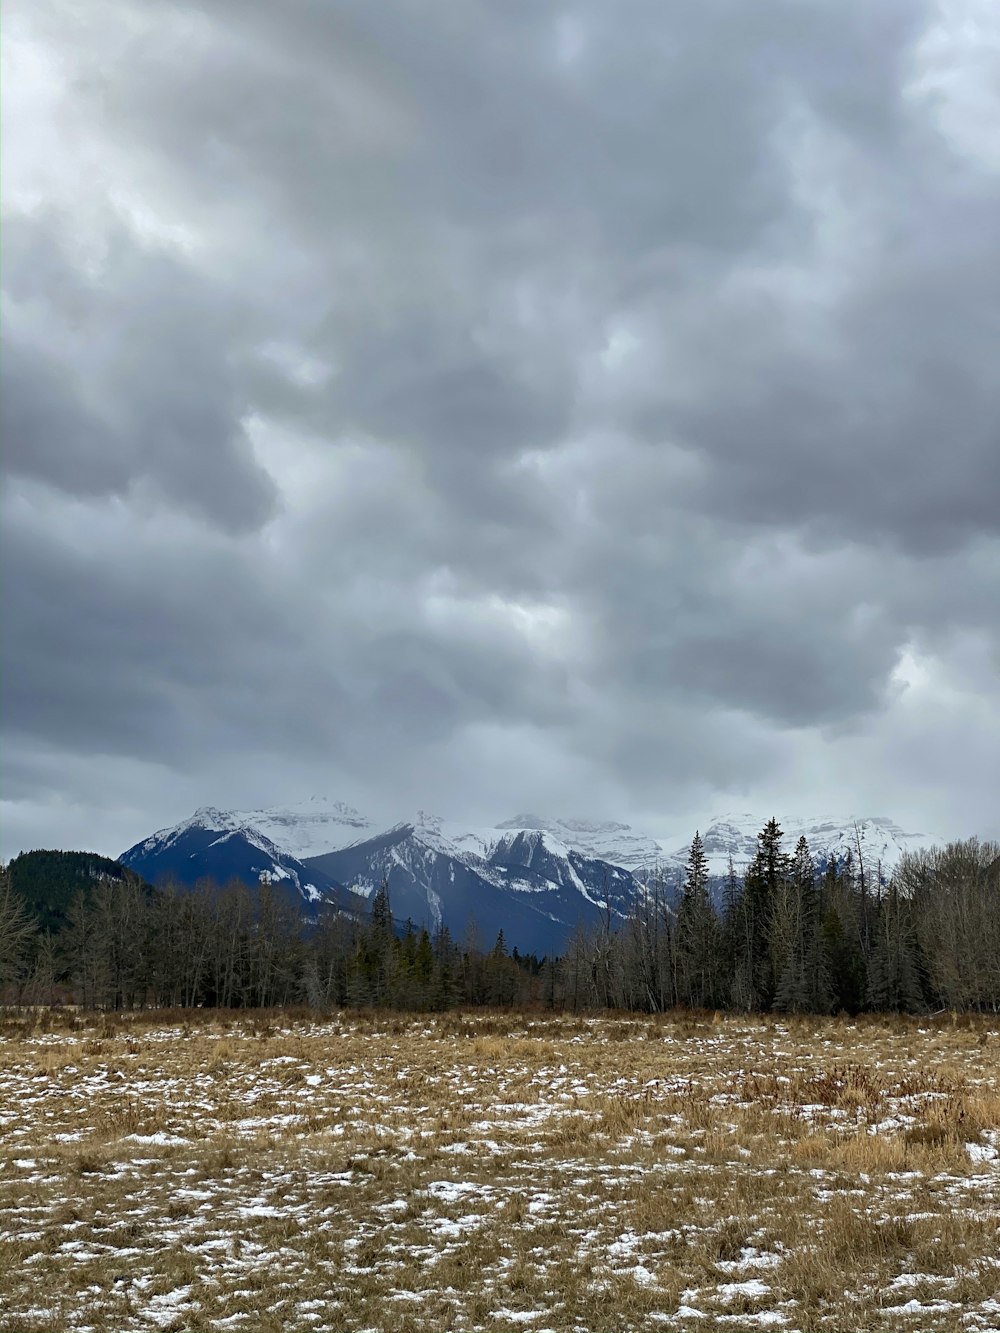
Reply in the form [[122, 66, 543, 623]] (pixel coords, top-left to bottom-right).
[[2, 339, 132, 497], [329, 321, 574, 521], [2, 0, 998, 859], [0, 487, 576, 796], [1, 513, 306, 764], [661, 623, 895, 727], [3, 214, 278, 532], [655, 192, 1000, 554]]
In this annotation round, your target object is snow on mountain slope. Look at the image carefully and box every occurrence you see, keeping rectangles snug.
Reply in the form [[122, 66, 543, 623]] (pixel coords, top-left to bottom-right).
[[120, 811, 353, 914], [302, 821, 626, 955], [227, 797, 372, 861], [134, 806, 250, 854], [487, 828, 637, 913], [659, 814, 942, 881], [123, 801, 945, 949], [401, 815, 653, 910], [495, 815, 664, 869]]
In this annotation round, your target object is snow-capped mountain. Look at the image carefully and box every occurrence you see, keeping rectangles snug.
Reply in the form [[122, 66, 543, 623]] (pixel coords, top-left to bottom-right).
[[657, 814, 942, 882], [119, 804, 646, 953], [120, 801, 944, 951], [119, 806, 353, 914], [303, 817, 640, 955]]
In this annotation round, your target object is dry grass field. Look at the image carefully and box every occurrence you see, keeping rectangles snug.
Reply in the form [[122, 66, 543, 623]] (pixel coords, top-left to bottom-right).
[[1, 1007, 998, 1332]]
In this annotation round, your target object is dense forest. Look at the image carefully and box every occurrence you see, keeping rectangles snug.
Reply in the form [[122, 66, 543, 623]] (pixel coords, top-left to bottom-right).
[[2, 821, 998, 1013]]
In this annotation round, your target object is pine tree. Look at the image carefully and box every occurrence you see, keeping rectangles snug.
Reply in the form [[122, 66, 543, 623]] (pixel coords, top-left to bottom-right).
[[371, 877, 393, 939], [676, 832, 720, 1008], [773, 837, 833, 1013], [722, 855, 754, 1011], [430, 924, 460, 1011], [413, 928, 435, 1003], [866, 881, 924, 1012], [487, 930, 516, 1005], [818, 856, 860, 1012], [741, 818, 789, 1009]]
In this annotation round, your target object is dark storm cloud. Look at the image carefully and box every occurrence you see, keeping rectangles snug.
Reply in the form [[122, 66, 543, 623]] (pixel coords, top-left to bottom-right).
[[2, 0, 999, 856], [3, 214, 277, 532], [650, 184, 1000, 554], [1, 487, 576, 799]]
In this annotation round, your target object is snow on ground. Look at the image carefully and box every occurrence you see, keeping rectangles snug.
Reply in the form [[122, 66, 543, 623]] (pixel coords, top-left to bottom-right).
[[0, 1010, 998, 1331]]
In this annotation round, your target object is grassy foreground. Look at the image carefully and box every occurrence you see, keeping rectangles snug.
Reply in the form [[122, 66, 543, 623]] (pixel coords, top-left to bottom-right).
[[1, 1007, 998, 1332]]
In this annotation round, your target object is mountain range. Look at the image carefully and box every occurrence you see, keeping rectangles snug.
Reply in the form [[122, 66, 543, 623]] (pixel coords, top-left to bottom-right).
[[119, 800, 942, 955]]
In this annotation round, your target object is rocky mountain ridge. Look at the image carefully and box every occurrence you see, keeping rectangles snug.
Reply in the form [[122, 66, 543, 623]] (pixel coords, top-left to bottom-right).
[[120, 801, 944, 953]]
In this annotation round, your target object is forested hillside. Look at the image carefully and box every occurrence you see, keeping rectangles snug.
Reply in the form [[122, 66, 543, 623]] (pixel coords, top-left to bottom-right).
[[6, 850, 150, 934]]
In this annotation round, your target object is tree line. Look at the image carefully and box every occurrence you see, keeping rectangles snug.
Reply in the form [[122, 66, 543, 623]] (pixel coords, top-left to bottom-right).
[[629, 823, 1000, 1015], [1, 822, 998, 1013]]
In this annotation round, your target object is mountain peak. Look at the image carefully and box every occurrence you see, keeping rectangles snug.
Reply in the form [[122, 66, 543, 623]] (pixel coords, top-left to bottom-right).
[[494, 815, 664, 870], [191, 805, 237, 827], [225, 798, 373, 860]]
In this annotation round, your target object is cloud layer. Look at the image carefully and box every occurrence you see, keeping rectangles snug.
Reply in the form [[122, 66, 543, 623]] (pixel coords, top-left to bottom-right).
[[3, 0, 999, 857]]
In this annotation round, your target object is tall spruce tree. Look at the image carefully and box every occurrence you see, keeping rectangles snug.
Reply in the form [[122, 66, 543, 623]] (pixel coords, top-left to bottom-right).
[[820, 855, 865, 1012], [430, 924, 460, 1010], [723, 854, 755, 1012], [350, 877, 395, 1006], [675, 832, 720, 1008], [741, 818, 789, 1009], [773, 836, 833, 1013], [865, 880, 924, 1012]]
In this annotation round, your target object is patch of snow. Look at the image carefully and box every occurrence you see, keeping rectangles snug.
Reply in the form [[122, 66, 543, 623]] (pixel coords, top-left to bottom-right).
[[717, 1278, 771, 1300], [882, 1298, 959, 1315], [424, 1180, 490, 1204], [717, 1248, 782, 1273], [966, 1140, 999, 1165], [125, 1132, 189, 1146]]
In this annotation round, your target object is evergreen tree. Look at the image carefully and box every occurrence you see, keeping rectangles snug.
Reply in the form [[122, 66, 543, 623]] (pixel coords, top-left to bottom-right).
[[563, 922, 595, 1011], [675, 832, 720, 1008], [430, 924, 460, 1010], [817, 858, 853, 1011], [371, 877, 393, 939], [722, 855, 754, 1011], [741, 818, 789, 1009], [487, 930, 517, 1005], [773, 837, 833, 1013], [865, 881, 924, 1012], [413, 928, 435, 1000]]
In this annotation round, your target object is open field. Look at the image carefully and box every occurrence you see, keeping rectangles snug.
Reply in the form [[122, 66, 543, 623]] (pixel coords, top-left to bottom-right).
[[1, 1009, 998, 1332]]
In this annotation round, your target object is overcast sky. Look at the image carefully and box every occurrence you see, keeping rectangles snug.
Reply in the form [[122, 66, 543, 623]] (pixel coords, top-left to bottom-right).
[[3, 0, 999, 861]]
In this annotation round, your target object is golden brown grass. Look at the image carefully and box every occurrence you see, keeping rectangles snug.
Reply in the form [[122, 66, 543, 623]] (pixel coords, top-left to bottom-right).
[[0, 1007, 998, 1331]]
